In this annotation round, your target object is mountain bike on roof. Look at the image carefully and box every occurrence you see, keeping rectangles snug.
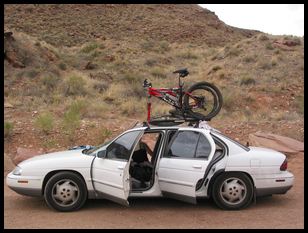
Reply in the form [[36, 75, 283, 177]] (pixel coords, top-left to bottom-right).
[[143, 68, 223, 126]]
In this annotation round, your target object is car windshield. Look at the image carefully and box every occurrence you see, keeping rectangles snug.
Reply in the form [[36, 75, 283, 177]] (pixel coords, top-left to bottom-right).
[[82, 139, 113, 155]]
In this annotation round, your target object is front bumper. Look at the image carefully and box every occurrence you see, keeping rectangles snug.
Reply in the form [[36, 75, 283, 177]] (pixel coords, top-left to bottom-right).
[[6, 172, 43, 197]]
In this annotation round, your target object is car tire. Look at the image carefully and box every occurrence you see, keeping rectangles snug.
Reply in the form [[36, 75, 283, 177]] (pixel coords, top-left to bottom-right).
[[212, 172, 254, 210], [44, 171, 88, 212]]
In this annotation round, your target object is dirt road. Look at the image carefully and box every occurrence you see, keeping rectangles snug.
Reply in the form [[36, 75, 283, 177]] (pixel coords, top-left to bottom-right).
[[4, 153, 304, 229]]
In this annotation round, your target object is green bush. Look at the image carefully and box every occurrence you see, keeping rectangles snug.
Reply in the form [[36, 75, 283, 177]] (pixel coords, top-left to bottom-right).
[[68, 99, 88, 117], [80, 42, 99, 53], [4, 121, 14, 138], [62, 107, 80, 141], [35, 112, 54, 134], [63, 75, 87, 96]]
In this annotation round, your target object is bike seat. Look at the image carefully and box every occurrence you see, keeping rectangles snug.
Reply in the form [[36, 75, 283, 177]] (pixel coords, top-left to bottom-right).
[[173, 68, 189, 78]]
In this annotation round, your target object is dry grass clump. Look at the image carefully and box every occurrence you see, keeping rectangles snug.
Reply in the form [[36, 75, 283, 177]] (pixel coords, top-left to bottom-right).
[[151, 67, 167, 79], [63, 75, 88, 96], [258, 34, 269, 41], [178, 50, 198, 59], [41, 75, 60, 91], [240, 76, 256, 86], [80, 42, 99, 54], [84, 101, 110, 118]]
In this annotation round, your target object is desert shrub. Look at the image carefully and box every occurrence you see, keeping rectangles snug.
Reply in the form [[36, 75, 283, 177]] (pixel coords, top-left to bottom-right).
[[140, 40, 155, 51], [144, 59, 157, 67], [243, 55, 256, 63], [68, 99, 88, 117], [240, 77, 256, 86], [271, 57, 278, 66], [217, 71, 226, 79], [295, 95, 304, 114], [41, 75, 60, 90], [228, 47, 241, 57], [211, 65, 222, 72], [85, 102, 109, 118], [265, 42, 274, 50], [26, 69, 40, 78], [151, 67, 167, 78], [258, 60, 272, 70], [120, 72, 141, 84], [159, 40, 171, 52], [274, 49, 280, 55], [58, 62, 67, 70], [222, 89, 237, 111], [99, 127, 112, 143], [258, 34, 269, 41], [35, 112, 54, 134], [92, 81, 109, 93], [80, 42, 99, 53], [283, 36, 301, 45], [63, 75, 87, 96], [4, 121, 14, 138], [42, 139, 57, 148], [178, 50, 198, 59], [62, 107, 81, 141], [119, 97, 145, 116]]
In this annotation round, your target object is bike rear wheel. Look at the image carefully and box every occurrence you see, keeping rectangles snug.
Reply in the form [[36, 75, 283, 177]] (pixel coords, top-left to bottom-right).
[[183, 82, 223, 121]]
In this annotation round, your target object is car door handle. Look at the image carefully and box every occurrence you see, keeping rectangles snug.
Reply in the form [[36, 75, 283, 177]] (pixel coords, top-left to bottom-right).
[[192, 165, 202, 169], [117, 166, 124, 170]]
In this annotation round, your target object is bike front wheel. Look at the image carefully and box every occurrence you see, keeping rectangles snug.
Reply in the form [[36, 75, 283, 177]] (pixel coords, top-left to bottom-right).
[[183, 82, 223, 121]]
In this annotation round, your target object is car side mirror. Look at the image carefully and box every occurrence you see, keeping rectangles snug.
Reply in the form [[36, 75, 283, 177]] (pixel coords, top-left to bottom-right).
[[97, 150, 107, 158]]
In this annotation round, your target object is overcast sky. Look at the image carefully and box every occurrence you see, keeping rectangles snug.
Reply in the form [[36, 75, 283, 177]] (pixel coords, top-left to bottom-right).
[[199, 4, 304, 37]]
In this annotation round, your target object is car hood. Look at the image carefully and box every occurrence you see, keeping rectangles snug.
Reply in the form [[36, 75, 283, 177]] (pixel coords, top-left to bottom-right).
[[18, 149, 93, 170]]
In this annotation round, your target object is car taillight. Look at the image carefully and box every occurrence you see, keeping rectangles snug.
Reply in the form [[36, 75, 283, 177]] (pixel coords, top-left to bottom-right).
[[280, 159, 288, 171]]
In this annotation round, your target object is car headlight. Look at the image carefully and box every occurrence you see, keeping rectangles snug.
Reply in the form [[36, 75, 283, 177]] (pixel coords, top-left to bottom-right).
[[12, 166, 22, 175]]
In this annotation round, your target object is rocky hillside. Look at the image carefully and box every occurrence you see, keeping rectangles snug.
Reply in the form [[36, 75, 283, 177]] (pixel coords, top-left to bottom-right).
[[4, 4, 258, 47], [4, 4, 304, 164]]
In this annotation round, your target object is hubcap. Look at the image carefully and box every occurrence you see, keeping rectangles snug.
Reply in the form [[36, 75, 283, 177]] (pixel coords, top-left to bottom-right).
[[51, 179, 80, 207], [219, 177, 247, 205]]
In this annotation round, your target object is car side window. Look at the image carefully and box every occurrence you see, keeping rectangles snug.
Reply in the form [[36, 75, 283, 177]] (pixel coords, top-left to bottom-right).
[[106, 131, 140, 161], [167, 131, 200, 159], [195, 134, 212, 159]]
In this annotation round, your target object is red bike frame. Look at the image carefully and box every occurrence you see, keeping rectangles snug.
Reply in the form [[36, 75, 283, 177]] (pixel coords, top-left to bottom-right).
[[146, 86, 198, 123]]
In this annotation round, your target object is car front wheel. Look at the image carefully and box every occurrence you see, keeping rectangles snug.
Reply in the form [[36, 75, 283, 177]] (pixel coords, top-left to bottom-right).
[[212, 172, 254, 210], [44, 171, 88, 212]]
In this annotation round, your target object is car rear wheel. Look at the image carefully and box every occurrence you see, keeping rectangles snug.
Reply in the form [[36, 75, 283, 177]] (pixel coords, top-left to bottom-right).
[[212, 172, 254, 210], [44, 171, 87, 212]]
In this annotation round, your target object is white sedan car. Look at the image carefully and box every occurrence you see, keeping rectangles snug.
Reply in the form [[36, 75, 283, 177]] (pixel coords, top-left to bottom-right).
[[6, 124, 294, 212]]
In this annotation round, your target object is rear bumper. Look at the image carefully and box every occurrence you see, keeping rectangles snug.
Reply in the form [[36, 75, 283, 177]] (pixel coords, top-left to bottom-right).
[[256, 185, 293, 197], [254, 171, 294, 197]]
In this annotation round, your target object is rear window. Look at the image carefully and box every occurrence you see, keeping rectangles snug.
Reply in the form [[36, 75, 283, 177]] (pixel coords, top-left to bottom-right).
[[211, 131, 250, 152]]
